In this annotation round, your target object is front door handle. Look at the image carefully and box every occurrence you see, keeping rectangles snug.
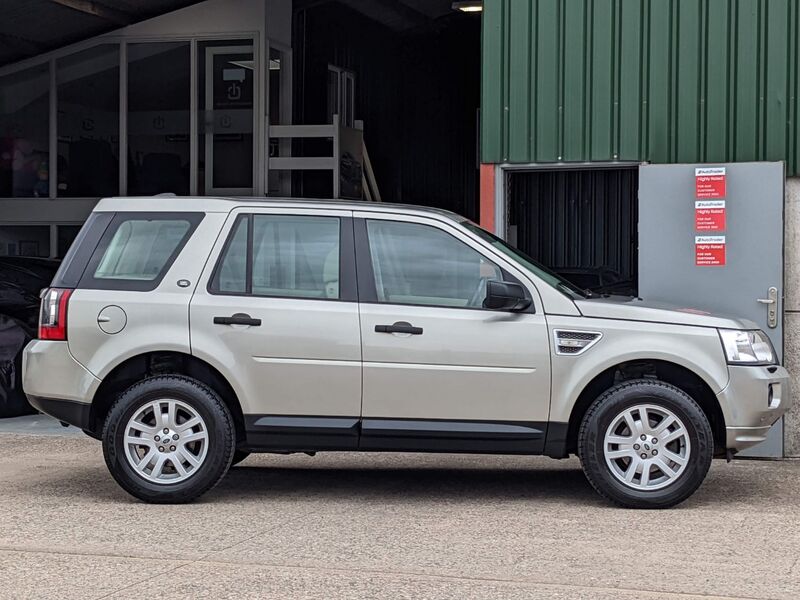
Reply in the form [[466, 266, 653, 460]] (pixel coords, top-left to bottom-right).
[[375, 321, 423, 335], [213, 313, 262, 327]]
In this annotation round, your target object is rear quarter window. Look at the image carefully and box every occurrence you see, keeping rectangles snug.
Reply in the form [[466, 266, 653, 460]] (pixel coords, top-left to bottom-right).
[[78, 212, 203, 291]]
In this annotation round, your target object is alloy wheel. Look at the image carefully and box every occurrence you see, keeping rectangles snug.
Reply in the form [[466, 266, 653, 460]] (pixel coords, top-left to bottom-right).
[[603, 404, 691, 491], [123, 399, 209, 484]]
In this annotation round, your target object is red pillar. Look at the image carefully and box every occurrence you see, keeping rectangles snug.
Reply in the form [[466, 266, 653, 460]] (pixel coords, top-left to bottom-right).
[[479, 163, 495, 232]]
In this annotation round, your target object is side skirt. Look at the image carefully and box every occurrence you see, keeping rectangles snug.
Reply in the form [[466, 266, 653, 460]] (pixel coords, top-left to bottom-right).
[[242, 416, 552, 455]]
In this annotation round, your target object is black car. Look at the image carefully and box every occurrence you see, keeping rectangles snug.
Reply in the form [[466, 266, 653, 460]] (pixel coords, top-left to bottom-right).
[[0, 257, 60, 417]]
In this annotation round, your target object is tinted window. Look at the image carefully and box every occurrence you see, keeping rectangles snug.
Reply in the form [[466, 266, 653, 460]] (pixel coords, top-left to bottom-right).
[[0, 63, 50, 198], [212, 214, 341, 300], [95, 219, 191, 281], [366, 220, 502, 308], [79, 212, 203, 291], [57, 44, 120, 197]]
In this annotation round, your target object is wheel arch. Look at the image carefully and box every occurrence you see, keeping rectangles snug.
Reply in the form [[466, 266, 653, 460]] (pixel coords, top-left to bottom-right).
[[88, 351, 245, 445], [562, 359, 726, 457]]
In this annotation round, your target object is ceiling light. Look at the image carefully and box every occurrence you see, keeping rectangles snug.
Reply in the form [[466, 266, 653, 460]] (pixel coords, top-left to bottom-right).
[[452, 1, 482, 12]]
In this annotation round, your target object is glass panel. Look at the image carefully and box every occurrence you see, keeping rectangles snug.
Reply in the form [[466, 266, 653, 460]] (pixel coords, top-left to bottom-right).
[[0, 63, 50, 198], [94, 218, 190, 281], [128, 42, 190, 195], [198, 40, 254, 194], [214, 216, 248, 293], [0, 225, 50, 257], [57, 44, 120, 197], [366, 220, 502, 308], [252, 215, 339, 299], [57, 225, 82, 258]]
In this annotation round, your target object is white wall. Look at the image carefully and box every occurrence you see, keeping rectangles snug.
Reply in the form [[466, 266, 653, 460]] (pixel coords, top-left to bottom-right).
[[783, 177, 800, 457]]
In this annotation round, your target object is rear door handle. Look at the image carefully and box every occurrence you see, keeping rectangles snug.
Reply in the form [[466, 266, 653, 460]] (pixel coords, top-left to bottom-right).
[[213, 313, 262, 327], [375, 321, 423, 335]]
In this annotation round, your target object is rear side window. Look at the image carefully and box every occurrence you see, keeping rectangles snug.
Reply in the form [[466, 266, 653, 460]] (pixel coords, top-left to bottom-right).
[[210, 214, 343, 300], [79, 212, 203, 291]]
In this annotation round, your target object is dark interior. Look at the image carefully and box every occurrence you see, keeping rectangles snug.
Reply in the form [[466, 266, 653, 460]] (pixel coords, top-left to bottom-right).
[[508, 168, 639, 296], [292, 1, 482, 220]]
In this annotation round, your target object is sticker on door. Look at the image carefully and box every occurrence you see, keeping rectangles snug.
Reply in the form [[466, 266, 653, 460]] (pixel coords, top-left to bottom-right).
[[695, 167, 726, 199], [695, 200, 726, 231], [695, 235, 726, 266]]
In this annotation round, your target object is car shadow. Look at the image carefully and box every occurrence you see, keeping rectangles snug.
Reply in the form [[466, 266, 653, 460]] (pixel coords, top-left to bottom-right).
[[209, 463, 603, 505]]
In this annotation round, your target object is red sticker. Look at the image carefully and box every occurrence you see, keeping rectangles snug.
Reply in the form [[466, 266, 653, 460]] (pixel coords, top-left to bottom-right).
[[695, 200, 726, 231], [695, 167, 726, 199], [695, 235, 726, 266]]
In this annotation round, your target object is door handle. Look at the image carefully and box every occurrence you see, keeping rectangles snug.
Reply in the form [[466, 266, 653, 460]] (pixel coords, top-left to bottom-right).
[[758, 287, 779, 329], [375, 321, 423, 335], [213, 313, 262, 327]]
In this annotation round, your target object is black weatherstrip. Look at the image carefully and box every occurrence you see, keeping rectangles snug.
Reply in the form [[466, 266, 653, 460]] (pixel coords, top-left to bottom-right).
[[241, 415, 550, 455], [353, 218, 378, 303], [360, 418, 546, 454], [243, 415, 360, 452]]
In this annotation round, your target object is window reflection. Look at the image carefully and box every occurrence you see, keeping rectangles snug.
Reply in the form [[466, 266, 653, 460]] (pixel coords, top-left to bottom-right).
[[0, 63, 50, 198], [127, 42, 190, 195], [57, 44, 120, 197]]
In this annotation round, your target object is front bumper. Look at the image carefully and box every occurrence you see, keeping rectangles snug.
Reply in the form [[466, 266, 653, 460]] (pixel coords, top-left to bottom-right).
[[717, 364, 791, 451], [22, 340, 100, 429]]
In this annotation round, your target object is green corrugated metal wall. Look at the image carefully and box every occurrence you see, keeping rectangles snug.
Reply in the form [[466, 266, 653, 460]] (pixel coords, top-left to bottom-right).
[[481, 0, 800, 174]]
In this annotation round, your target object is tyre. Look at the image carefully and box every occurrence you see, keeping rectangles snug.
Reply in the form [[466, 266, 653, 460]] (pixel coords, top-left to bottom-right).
[[578, 379, 713, 509], [102, 375, 235, 503], [231, 450, 251, 466]]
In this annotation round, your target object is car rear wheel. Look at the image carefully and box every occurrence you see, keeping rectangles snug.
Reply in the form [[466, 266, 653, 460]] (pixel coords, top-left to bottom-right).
[[578, 379, 713, 509], [102, 375, 235, 503]]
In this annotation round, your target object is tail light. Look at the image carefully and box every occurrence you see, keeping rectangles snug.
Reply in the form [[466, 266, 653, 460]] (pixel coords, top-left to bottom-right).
[[39, 288, 73, 340]]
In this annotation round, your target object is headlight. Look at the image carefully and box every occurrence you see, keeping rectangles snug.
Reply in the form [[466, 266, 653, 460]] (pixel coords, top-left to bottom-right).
[[718, 329, 776, 365]]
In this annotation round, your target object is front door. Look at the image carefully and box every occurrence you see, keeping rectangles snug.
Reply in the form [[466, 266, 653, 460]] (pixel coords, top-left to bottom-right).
[[638, 162, 784, 457], [354, 212, 552, 453], [190, 207, 361, 450]]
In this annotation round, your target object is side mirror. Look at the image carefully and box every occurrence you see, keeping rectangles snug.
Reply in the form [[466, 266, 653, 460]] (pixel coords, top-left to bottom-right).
[[483, 280, 532, 311]]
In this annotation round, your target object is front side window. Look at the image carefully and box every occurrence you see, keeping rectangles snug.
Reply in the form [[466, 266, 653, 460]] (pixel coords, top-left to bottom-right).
[[212, 214, 341, 300], [366, 220, 502, 308]]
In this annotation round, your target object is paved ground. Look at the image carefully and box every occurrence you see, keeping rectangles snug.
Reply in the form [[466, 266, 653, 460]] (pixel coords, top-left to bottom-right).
[[1, 421, 800, 600]]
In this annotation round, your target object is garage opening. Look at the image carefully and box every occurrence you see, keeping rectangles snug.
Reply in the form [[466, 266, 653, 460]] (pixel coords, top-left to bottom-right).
[[507, 167, 639, 296], [287, 0, 482, 220]]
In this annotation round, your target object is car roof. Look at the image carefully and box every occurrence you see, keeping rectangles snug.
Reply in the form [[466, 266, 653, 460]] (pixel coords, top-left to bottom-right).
[[93, 196, 466, 223]]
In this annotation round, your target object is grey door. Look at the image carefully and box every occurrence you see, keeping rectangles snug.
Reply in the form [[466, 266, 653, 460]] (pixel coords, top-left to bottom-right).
[[638, 162, 784, 457]]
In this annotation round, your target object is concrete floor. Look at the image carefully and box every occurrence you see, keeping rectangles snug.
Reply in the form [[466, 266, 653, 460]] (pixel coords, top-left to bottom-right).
[[1, 427, 799, 600]]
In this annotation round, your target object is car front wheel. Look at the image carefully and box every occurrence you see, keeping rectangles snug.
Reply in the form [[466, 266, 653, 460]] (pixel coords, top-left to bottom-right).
[[102, 375, 235, 503], [578, 379, 713, 509]]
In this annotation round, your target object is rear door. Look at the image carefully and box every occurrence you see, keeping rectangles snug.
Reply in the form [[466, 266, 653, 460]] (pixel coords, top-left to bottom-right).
[[354, 211, 552, 453], [189, 207, 362, 450], [638, 162, 784, 457]]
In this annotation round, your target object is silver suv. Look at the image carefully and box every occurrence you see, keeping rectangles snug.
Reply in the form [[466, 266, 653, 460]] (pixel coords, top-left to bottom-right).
[[23, 197, 790, 507]]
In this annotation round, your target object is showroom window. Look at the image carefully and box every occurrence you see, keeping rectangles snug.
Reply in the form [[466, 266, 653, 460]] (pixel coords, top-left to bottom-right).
[[0, 63, 50, 198], [0, 225, 51, 257], [198, 39, 255, 195], [127, 42, 190, 196], [57, 44, 120, 198]]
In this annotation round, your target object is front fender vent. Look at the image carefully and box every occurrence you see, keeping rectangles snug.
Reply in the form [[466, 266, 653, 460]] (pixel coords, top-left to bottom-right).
[[553, 329, 603, 356]]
